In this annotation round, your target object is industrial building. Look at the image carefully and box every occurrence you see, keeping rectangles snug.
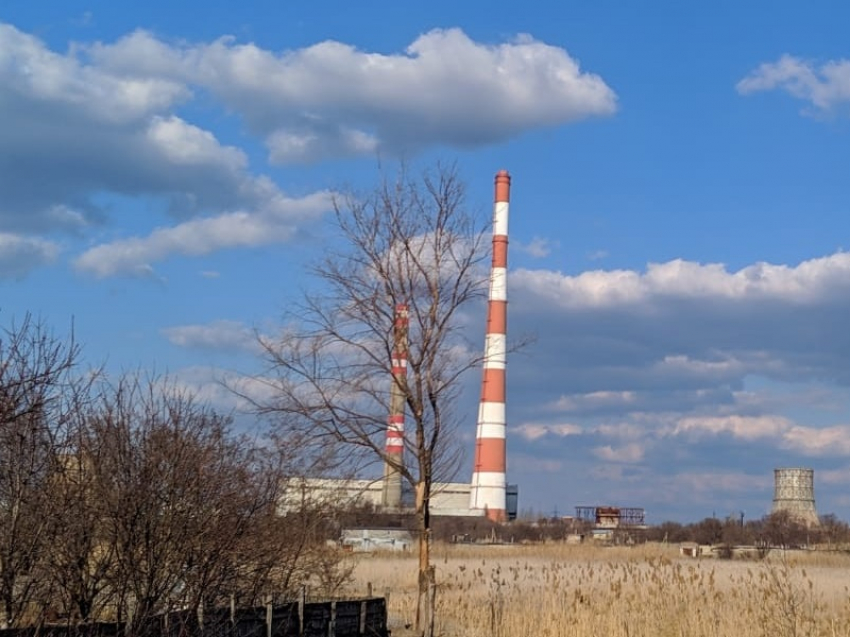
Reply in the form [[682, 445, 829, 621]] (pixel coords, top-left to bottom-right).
[[279, 477, 518, 519], [575, 506, 647, 529], [772, 467, 819, 527]]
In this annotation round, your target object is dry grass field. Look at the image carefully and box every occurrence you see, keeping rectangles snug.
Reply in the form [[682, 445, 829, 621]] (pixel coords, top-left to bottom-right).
[[344, 542, 850, 637]]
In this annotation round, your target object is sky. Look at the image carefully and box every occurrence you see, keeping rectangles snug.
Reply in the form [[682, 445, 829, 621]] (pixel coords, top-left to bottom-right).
[[3, 0, 850, 523]]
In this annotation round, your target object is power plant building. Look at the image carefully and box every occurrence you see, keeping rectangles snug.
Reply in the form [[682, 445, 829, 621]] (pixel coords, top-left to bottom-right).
[[279, 477, 518, 519], [772, 467, 819, 527]]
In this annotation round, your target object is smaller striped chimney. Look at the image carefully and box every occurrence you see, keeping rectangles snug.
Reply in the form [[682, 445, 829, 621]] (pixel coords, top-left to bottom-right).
[[382, 303, 409, 510], [469, 170, 510, 522]]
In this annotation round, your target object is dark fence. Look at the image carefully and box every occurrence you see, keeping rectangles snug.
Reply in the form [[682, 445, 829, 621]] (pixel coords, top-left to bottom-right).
[[0, 598, 388, 637]]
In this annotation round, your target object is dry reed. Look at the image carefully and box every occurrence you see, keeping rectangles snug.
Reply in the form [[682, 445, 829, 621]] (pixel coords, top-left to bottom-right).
[[346, 542, 850, 637]]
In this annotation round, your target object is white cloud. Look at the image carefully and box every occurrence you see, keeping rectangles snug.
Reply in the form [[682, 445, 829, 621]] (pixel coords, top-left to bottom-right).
[[0, 22, 616, 274], [671, 415, 791, 441], [515, 237, 554, 258], [513, 253, 850, 309], [266, 127, 380, 164], [513, 422, 583, 441], [665, 415, 850, 458], [87, 27, 617, 163], [146, 116, 246, 170], [73, 190, 332, 277], [0, 23, 335, 274], [0, 233, 59, 278], [738, 54, 850, 113], [551, 391, 637, 411], [593, 443, 645, 463], [162, 320, 261, 353], [0, 24, 187, 125], [499, 250, 850, 520], [166, 365, 281, 414], [782, 425, 850, 456], [593, 422, 647, 440], [507, 252, 850, 399]]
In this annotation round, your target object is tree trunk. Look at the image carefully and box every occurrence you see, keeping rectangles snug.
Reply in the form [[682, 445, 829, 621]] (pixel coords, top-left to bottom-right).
[[414, 481, 434, 637]]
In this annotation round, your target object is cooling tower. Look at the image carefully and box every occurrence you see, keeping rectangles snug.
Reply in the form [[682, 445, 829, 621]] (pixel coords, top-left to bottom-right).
[[469, 170, 510, 522], [381, 303, 409, 510], [772, 467, 819, 527]]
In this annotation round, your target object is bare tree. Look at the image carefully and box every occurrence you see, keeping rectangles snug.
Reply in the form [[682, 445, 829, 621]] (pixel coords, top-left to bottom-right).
[[83, 373, 284, 634], [46, 414, 116, 624], [252, 164, 489, 637], [0, 315, 81, 628], [0, 315, 342, 631]]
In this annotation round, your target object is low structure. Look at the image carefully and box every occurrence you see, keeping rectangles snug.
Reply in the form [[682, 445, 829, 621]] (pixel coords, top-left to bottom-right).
[[279, 477, 518, 519], [341, 528, 413, 552], [575, 506, 646, 528]]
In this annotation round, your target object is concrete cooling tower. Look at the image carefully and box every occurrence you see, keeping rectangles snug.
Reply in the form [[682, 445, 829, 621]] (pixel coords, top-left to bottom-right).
[[772, 467, 819, 527]]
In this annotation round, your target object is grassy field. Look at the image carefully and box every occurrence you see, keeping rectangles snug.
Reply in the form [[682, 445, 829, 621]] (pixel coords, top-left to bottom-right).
[[344, 542, 850, 637]]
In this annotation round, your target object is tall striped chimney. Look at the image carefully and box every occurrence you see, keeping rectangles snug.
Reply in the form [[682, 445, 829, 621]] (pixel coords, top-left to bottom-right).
[[382, 303, 409, 510], [470, 170, 510, 522]]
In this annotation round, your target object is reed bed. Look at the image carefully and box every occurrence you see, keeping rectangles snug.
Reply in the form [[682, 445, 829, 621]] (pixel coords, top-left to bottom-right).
[[347, 543, 850, 637]]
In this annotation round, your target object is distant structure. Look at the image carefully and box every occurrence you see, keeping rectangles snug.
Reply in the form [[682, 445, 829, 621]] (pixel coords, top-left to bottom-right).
[[575, 506, 646, 529], [470, 170, 511, 522], [381, 303, 409, 511], [772, 467, 819, 526], [280, 477, 518, 519]]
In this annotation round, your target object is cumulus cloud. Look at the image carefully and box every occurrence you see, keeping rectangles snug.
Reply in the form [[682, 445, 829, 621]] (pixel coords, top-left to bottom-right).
[[0, 23, 321, 273], [497, 251, 850, 518], [0, 233, 59, 278], [0, 21, 615, 275], [509, 253, 850, 396], [518, 408, 850, 462], [87, 27, 617, 163], [737, 54, 850, 114], [513, 253, 850, 309], [74, 189, 332, 276]]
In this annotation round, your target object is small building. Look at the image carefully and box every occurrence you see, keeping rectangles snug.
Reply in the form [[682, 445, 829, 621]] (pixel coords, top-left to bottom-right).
[[340, 528, 413, 552]]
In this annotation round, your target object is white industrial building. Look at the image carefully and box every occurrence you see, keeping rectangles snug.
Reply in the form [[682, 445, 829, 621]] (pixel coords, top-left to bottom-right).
[[279, 477, 518, 519]]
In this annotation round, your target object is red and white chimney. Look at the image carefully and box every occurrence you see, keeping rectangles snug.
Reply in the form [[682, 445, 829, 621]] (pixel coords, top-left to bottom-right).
[[382, 303, 409, 510], [469, 170, 510, 522]]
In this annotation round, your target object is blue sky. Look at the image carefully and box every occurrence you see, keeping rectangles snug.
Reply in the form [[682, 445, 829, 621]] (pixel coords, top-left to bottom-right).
[[3, 1, 850, 522]]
